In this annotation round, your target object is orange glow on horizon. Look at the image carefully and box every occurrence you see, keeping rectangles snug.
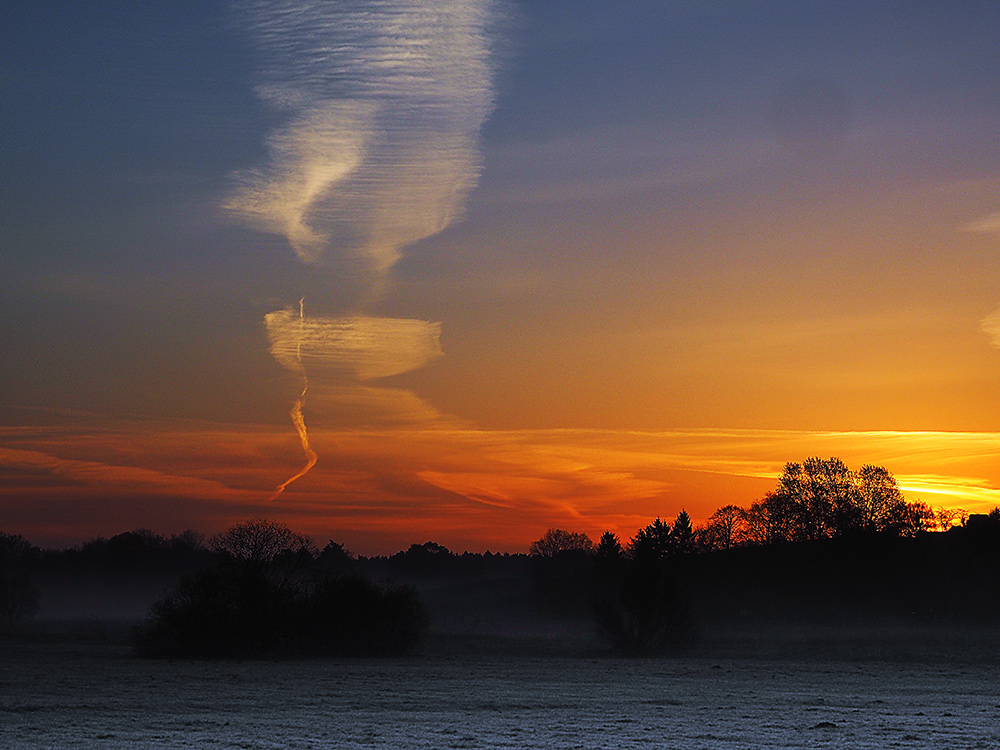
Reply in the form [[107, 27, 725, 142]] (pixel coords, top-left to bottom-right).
[[1, 417, 997, 554]]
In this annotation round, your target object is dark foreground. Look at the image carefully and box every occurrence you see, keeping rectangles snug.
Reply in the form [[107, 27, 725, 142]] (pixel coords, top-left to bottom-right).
[[3, 623, 1000, 749]]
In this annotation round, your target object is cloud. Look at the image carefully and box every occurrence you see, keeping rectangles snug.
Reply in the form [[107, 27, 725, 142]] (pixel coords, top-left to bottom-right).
[[264, 309, 443, 380], [897, 474, 1000, 507], [3, 422, 999, 552], [960, 211, 1000, 233], [982, 308, 1000, 348], [225, 0, 503, 273]]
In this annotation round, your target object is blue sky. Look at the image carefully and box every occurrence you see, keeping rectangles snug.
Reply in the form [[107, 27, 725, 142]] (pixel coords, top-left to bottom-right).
[[2, 1, 999, 550]]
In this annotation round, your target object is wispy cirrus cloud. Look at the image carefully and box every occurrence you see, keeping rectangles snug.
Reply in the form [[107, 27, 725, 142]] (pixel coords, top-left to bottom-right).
[[960, 211, 1000, 234], [225, 0, 504, 273], [982, 308, 1000, 348]]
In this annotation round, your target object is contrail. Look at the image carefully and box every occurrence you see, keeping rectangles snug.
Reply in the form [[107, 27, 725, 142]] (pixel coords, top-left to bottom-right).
[[272, 298, 318, 500], [228, 1, 505, 495]]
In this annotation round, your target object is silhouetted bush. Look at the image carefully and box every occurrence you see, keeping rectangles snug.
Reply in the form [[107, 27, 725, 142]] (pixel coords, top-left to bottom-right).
[[0, 532, 41, 634], [134, 519, 426, 658], [300, 573, 426, 656], [134, 568, 426, 658], [593, 558, 693, 655], [134, 566, 278, 658], [0, 571, 39, 634]]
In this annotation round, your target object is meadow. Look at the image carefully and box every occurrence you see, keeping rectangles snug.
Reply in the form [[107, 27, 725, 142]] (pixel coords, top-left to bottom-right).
[[3, 626, 1000, 750]]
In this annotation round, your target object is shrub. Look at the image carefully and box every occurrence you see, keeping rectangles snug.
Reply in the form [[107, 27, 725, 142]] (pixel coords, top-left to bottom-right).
[[0, 572, 39, 634], [592, 559, 693, 655], [134, 520, 426, 659]]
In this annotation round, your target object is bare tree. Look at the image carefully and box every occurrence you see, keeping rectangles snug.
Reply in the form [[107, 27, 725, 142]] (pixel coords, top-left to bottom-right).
[[704, 505, 747, 550], [775, 457, 857, 540], [529, 528, 594, 557], [744, 492, 798, 545], [934, 507, 969, 532], [210, 518, 316, 589], [854, 464, 908, 532]]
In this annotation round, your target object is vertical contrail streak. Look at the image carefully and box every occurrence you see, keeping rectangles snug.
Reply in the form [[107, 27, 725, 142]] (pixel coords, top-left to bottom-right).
[[272, 297, 318, 500]]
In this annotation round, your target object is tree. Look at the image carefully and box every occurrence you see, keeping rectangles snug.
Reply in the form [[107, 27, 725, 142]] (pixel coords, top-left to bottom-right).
[[629, 518, 673, 561], [901, 502, 936, 536], [595, 531, 624, 564], [389, 542, 456, 577], [0, 532, 38, 563], [746, 460, 933, 544], [529, 529, 594, 557], [210, 517, 316, 590], [935, 507, 969, 532], [854, 464, 908, 533], [671, 510, 695, 554], [704, 505, 746, 550], [169, 529, 205, 551], [774, 457, 857, 540], [318, 540, 353, 573], [744, 492, 798, 545]]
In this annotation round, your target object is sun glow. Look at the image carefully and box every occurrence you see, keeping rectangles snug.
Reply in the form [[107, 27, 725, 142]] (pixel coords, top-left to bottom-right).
[[2, 417, 996, 553]]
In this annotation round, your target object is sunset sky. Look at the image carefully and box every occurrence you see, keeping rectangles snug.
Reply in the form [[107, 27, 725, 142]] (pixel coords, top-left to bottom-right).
[[2, 1, 999, 554]]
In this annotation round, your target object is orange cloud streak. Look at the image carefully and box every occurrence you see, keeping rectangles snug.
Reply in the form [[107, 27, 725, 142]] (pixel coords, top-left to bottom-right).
[[1, 416, 998, 553]]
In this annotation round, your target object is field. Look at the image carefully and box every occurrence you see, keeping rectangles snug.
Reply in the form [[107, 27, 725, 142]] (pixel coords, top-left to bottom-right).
[[3, 626, 1000, 749]]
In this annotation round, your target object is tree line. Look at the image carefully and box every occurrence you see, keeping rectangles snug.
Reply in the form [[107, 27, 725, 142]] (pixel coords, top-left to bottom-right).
[[2, 457, 995, 657], [532, 458, 976, 564], [525, 457, 997, 655]]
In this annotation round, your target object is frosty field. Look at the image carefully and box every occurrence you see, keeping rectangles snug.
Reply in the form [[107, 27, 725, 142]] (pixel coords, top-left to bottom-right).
[[3, 631, 1000, 750]]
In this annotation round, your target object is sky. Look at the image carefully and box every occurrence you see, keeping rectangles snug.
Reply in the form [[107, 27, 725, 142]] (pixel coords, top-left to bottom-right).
[[2, 0, 999, 554]]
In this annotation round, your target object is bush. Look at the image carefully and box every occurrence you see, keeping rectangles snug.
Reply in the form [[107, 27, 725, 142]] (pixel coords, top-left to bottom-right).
[[592, 559, 693, 655], [134, 566, 295, 658], [301, 574, 426, 656], [134, 567, 426, 659], [0, 572, 39, 634]]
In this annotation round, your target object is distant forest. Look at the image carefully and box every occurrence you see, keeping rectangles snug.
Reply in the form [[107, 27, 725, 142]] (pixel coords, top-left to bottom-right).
[[3, 457, 1000, 658]]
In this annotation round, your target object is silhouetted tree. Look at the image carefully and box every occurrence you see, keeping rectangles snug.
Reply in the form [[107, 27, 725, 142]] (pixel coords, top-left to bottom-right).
[[756, 458, 930, 542], [318, 540, 353, 574], [774, 457, 856, 539], [629, 518, 673, 561], [935, 507, 969, 532], [169, 529, 205, 551], [703, 505, 746, 550], [744, 492, 798, 544], [853, 464, 908, 533], [529, 529, 594, 557], [595, 531, 624, 566], [0, 532, 41, 634], [210, 518, 316, 586], [671, 510, 695, 554], [388, 541, 458, 578], [901, 501, 936, 536], [0, 532, 38, 563]]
